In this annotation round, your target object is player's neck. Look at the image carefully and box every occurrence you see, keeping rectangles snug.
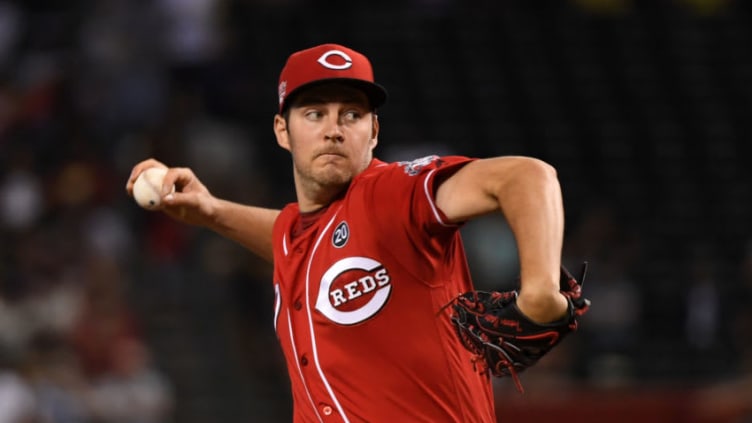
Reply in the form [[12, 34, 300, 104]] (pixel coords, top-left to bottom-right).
[[291, 205, 330, 239], [295, 180, 348, 212], [297, 193, 344, 212]]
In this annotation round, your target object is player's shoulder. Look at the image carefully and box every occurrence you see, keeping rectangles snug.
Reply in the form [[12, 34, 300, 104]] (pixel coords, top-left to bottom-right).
[[362, 155, 472, 180]]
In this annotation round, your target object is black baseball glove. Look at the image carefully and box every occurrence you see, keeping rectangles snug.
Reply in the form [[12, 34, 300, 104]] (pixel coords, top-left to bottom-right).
[[448, 263, 590, 392]]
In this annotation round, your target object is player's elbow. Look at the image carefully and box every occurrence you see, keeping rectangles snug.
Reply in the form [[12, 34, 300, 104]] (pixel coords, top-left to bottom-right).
[[523, 156, 557, 178], [504, 156, 559, 187], [489, 156, 561, 205]]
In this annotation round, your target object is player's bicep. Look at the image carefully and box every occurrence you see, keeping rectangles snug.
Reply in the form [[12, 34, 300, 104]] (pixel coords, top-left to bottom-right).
[[435, 156, 552, 224], [434, 159, 501, 223]]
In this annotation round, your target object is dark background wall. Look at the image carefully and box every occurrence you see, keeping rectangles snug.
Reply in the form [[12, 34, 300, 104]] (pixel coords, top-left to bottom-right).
[[0, 0, 750, 422]]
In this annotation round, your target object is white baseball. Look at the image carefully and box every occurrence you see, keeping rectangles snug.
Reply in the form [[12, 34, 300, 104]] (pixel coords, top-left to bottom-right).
[[132, 167, 174, 209]]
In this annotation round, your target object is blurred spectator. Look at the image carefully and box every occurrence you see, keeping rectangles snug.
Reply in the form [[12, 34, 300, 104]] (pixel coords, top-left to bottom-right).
[[25, 331, 89, 423], [564, 204, 643, 387], [461, 216, 520, 291], [684, 245, 722, 352], [682, 242, 752, 423], [0, 345, 36, 423], [0, 162, 44, 232], [157, 0, 224, 67], [0, 2, 22, 68], [76, 0, 169, 135], [0, 227, 84, 356], [84, 337, 174, 423], [68, 257, 141, 380]]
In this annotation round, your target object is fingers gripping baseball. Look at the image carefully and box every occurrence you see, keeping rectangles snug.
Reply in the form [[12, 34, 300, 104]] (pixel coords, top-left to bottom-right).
[[126, 159, 218, 227], [126, 158, 169, 196]]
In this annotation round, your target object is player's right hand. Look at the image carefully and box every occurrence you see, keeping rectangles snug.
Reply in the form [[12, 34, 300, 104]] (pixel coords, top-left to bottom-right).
[[125, 158, 219, 228]]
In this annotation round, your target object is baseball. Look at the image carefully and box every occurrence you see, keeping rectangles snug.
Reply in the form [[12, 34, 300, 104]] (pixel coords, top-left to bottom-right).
[[132, 167, 173, 209]]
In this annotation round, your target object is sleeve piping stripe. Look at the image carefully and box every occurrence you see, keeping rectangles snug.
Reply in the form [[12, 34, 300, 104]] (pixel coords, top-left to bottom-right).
[[423, 169, 457, 228]]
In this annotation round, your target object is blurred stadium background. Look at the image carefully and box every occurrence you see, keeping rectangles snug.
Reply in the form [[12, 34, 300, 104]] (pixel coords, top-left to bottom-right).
[[0, 0, 750, 422]]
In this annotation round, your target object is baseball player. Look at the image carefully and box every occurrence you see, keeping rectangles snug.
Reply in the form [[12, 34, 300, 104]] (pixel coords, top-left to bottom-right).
[[127, 43, 581, 422]]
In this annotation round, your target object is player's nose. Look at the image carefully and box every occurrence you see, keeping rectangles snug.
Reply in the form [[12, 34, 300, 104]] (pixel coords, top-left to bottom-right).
[[323, 115, 345, 142]]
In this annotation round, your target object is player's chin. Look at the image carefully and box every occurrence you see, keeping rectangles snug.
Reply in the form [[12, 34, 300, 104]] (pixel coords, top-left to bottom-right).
[[314, 167, 353, 187]]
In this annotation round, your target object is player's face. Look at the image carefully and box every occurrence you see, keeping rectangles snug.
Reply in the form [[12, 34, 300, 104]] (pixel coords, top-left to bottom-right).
[[274, 84, 379, 193]]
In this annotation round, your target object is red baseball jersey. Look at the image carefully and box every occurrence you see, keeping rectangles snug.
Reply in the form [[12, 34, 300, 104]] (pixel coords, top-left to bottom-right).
[[271, 155, 495, 423]]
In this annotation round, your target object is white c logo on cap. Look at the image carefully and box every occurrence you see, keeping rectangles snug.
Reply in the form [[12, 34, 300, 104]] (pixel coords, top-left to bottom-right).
[[317, 50, 353, 70]]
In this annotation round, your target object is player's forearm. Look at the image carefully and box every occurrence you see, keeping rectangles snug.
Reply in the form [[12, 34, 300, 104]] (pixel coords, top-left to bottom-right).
[[494, 159, 568, 322], [497, 159, 563, 288], [206, 199, 280, 263]]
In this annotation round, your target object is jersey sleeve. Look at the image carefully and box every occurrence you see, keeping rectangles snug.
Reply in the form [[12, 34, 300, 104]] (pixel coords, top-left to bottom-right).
[[361, 155, 476, 237]]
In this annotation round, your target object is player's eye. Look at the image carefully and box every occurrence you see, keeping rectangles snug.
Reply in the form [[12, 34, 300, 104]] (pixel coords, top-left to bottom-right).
[[342, 110, 361, 122], [305, 110, 323, 120]]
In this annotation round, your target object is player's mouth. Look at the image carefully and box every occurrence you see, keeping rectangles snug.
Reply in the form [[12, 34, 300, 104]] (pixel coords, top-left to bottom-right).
[[316, 151, 346, 159]]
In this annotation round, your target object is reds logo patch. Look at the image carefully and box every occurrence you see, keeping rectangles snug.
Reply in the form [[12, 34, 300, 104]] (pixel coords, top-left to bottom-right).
[[315, 257, 391, 325], [398, 155, 440, 176]]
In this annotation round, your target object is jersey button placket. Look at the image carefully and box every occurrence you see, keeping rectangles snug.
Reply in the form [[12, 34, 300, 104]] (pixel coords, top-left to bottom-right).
[[300, 354, 308, 366], [293, 299, 302, 310], [320, 404, 333, 416]]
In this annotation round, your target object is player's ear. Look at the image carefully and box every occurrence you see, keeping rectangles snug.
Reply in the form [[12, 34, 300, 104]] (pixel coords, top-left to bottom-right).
[[369, 114, 379, 149], [274, 114, 291, 151]]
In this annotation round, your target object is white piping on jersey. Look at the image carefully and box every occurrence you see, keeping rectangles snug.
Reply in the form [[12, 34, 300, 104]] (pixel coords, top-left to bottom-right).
[[273, 284, 281, 332], [283, 234, 289, 256], [287, 309, 325, 423], [304, 206, 351, 423], [423, 169, 454, 227]]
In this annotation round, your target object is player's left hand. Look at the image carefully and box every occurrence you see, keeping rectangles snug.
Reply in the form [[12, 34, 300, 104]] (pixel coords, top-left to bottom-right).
[[447, 263, 590, 393]]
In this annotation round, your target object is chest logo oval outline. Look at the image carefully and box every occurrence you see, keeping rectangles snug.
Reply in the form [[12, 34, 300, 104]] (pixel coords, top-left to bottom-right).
[[316, 256, 391, 325]]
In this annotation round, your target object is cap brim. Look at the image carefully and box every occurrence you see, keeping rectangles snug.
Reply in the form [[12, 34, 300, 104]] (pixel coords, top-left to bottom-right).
[[281, 78, 388, 113]]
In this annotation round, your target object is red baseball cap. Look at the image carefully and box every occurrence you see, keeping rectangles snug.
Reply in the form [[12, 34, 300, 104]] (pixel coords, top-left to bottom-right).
[[277, 43, 387, 113]]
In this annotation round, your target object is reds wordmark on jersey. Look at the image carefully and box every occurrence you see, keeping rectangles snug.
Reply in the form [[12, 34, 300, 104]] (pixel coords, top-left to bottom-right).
[[272, 156, 495, 423]]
